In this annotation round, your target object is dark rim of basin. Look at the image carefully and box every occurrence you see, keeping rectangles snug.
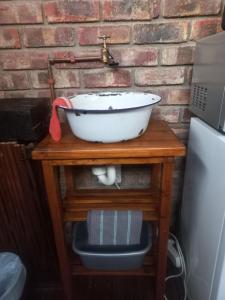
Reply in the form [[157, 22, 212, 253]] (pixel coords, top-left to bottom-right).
[[58, 91, 161, 115]]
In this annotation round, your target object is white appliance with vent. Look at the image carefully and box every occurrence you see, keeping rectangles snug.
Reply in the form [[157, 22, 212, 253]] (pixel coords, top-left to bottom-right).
[[181, 117, 225, 300], [190, 31, 225, 132]]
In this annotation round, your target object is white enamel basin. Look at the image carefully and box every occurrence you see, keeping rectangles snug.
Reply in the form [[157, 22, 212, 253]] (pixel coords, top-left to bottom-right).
[[62, 91, 161, 143]]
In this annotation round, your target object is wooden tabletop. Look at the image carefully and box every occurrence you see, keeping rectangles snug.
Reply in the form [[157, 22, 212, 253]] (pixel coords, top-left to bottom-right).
[[32, 120, 186, 160]]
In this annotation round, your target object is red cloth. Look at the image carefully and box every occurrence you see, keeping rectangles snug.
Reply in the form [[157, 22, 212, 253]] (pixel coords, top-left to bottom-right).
[[49, 97, 72, 142]]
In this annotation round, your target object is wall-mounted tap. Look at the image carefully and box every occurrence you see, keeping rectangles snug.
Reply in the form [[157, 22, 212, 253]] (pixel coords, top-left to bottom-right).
[[98, 35, 119, 67], [47, 34, 119, 102]]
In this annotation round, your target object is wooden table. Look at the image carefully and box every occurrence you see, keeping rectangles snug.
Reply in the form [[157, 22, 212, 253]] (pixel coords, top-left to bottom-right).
[[32, 120, 185, 300]]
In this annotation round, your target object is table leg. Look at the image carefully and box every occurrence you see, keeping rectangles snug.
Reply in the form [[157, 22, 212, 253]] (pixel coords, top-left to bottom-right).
[[64, 166, 74, 194], [42, 161, 73, 300], [160, 160, 174, 218], [151, 163, 162, 190], [156, 160, 174, 300]]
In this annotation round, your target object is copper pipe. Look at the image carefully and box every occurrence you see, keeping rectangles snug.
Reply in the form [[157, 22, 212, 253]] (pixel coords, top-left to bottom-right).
[[49, 57, 102, 64], [47, 56, 102, 103]]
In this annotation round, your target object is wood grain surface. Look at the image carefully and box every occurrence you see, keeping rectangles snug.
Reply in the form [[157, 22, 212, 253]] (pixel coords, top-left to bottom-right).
[[32, 120, 186, 160]]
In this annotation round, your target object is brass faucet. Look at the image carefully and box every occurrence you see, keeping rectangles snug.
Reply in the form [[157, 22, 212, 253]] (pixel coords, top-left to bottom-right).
[[98, 35, 119, 66], [48, 34, 119, 102]]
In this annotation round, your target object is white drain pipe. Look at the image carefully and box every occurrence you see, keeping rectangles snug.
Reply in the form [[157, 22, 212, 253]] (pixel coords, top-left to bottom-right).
[[92, 165, 116, 186]]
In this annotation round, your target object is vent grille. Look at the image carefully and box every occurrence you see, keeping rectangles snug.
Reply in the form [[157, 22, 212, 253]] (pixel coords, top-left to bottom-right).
[[192, 84, 208, 112]]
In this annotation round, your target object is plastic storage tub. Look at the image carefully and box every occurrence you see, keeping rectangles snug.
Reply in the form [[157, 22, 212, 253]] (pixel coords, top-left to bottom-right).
[[72, 221, 152, 270]]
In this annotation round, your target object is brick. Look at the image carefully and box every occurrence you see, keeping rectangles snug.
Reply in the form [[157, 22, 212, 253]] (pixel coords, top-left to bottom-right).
[[30, 70, 80, 89], [83, 69, 131, 88], [0, 29, 20, 49], [51, 50, 75, 60], [121, 165, 150, 188], [55, 89, 79, 98], [0, 72, 29, 90], [29, 72, 75, 90], [159, 88, 191, 105], [153, 0, 160, 18], [44, 0, 100, 23], [23, 27, 75, 48], [37, 90, 51, 99], [134, 21, 189, 44], [2, 52, 48, 70], [2, 90, 50, 99], [103, 0, 159, 21], [152, 106, 180, 123], [186, 66, 193, 84], [161, 45, 195, 65], [190, 18, 222, 40], [172, 127, 189, 140], [181, 107, 192, 123], [78, 26, 130, 45], [28, 71, 48, 89], [111, 47, 158, 67], [54, 70, 80, 88], [135, 67, 185, 86], [69, 165, 151, 189], [163, 0, 221, 17], [30, 71, 49, 89], [0, 2, 43, 24]]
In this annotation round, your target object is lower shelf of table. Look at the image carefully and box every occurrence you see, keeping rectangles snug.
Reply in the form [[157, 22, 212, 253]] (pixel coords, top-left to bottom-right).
[[63, 188, 160, 222]]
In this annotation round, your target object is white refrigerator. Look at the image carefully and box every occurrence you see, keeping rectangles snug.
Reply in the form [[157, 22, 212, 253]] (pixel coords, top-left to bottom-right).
[[181, 117, 225, 300]]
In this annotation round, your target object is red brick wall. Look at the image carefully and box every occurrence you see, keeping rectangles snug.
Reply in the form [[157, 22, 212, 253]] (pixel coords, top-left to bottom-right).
[[0, 1, 223, 129], [0, 0, 224, 219]]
